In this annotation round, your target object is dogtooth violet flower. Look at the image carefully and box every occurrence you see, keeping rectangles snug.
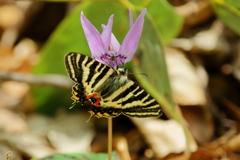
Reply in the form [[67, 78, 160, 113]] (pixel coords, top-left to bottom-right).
[[81, 8, 146, 69]]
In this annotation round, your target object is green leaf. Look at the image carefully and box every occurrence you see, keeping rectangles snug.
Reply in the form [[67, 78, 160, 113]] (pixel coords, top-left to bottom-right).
[[31, 152, 118, 160], [211, 0, 240, 36], [133, 10, 175, 116], [126, 0, 183, 44], [145, 0, 183, 45], [133, 8, 193, 156]]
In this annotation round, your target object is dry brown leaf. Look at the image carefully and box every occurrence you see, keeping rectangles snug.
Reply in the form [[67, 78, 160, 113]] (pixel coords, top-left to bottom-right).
[[222, 133, 240, 153], [2, 81, 30, 99], [0, 44, 15, 71], [0, 81, 30, 108], [46, 110, 94, 153], [0, 108, 27, 134], [27, 111, 94, 153], [170, 21, 230, 55], [181, 107, 214, 144], [114, 136, 131, 160], [165, 47, 206, 106], [207, 123, 237, 149], [191, 125, 239, 160], [192, 21, 230, 54], [12, 132, 56, 158], [0, 5, 23, 29], [12, 38, 39, 72], [0, 137, 22, 160], [0, 38, 38, 73], [175, 0, 213, 28], [0, 44, 13, 56], [222, 98, 240, 122], [131, 118, 197, 159], [190, 147, 219, 160], [6, 111, 95, 158]]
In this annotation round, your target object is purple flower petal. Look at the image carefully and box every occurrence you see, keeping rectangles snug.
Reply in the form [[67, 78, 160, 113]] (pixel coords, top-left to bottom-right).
[[129, 9, 133, 27], [101, 15, 114, 51], [99, 53, 115, 67], [101, 24, 120, 52], [115, 54, 126, 66], [118, 8, 146, 63], [80, 12, 105, 59], [110, 32, 120, 52]]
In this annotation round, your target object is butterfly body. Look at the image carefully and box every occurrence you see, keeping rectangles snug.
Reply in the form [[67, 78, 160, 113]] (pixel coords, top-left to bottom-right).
[[65, 52, 162, 119]]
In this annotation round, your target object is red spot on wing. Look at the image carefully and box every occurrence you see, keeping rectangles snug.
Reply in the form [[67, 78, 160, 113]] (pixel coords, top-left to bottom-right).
[[93, 97, 101, 106], [86, 94, 101, 107], [86, 94, 97, 99]]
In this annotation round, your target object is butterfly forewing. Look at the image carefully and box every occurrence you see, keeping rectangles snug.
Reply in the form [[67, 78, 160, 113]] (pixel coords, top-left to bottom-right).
[[64, 52, 162, 119], [65, 52, 115, 84]]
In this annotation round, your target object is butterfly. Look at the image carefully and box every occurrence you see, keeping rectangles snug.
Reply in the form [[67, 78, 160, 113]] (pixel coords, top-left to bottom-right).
[[64, 52, 162, 119]]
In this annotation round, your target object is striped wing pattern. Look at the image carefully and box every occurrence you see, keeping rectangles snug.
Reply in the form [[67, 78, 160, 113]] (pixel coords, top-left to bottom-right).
[[65, 52, 162, 119]]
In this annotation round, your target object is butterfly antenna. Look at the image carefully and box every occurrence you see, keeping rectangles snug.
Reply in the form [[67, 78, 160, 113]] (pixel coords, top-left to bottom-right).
[[128, 72, 148, 77], [128, 65, 139, 70], [127, 65, 148, 77]]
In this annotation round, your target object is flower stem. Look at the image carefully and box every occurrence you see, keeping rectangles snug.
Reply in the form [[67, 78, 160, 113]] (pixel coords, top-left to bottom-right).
[[108, 117, 112, 160]]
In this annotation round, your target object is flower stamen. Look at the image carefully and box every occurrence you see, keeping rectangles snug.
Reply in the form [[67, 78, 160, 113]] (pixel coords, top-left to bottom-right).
[[109, 44, 114, 52]]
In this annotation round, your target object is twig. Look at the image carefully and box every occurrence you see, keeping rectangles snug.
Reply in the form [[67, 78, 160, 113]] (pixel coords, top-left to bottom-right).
[[0, 71, 73, 89], [108, 117, 112, 160]]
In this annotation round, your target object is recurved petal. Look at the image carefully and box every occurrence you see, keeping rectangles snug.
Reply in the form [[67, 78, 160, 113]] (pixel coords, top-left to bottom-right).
[[101, 15, 114, 51], [129, 9, 133, 27], [101, 24, 120, 52], [81, 12, 105, 59], [119, 8, 146, 62]]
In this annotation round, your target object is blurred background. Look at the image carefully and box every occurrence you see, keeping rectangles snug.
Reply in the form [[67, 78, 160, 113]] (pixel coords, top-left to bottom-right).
[[0, 0, 240, 160]]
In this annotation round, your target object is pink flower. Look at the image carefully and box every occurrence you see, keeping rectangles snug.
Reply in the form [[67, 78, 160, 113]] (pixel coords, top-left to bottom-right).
[[81, 9, 146, 69]]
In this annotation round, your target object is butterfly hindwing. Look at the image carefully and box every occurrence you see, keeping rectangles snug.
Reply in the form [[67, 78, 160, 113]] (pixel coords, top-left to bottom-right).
[[64, 52, 162, 119], [121, 83, 161, 117]]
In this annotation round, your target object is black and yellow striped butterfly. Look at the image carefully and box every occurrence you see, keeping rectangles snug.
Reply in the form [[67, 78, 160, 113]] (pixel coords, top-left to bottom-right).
[[65, 52, 162, 119]]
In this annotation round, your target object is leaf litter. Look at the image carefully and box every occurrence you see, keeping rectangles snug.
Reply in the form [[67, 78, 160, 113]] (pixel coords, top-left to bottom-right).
[[0, 1, 240, 160]]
